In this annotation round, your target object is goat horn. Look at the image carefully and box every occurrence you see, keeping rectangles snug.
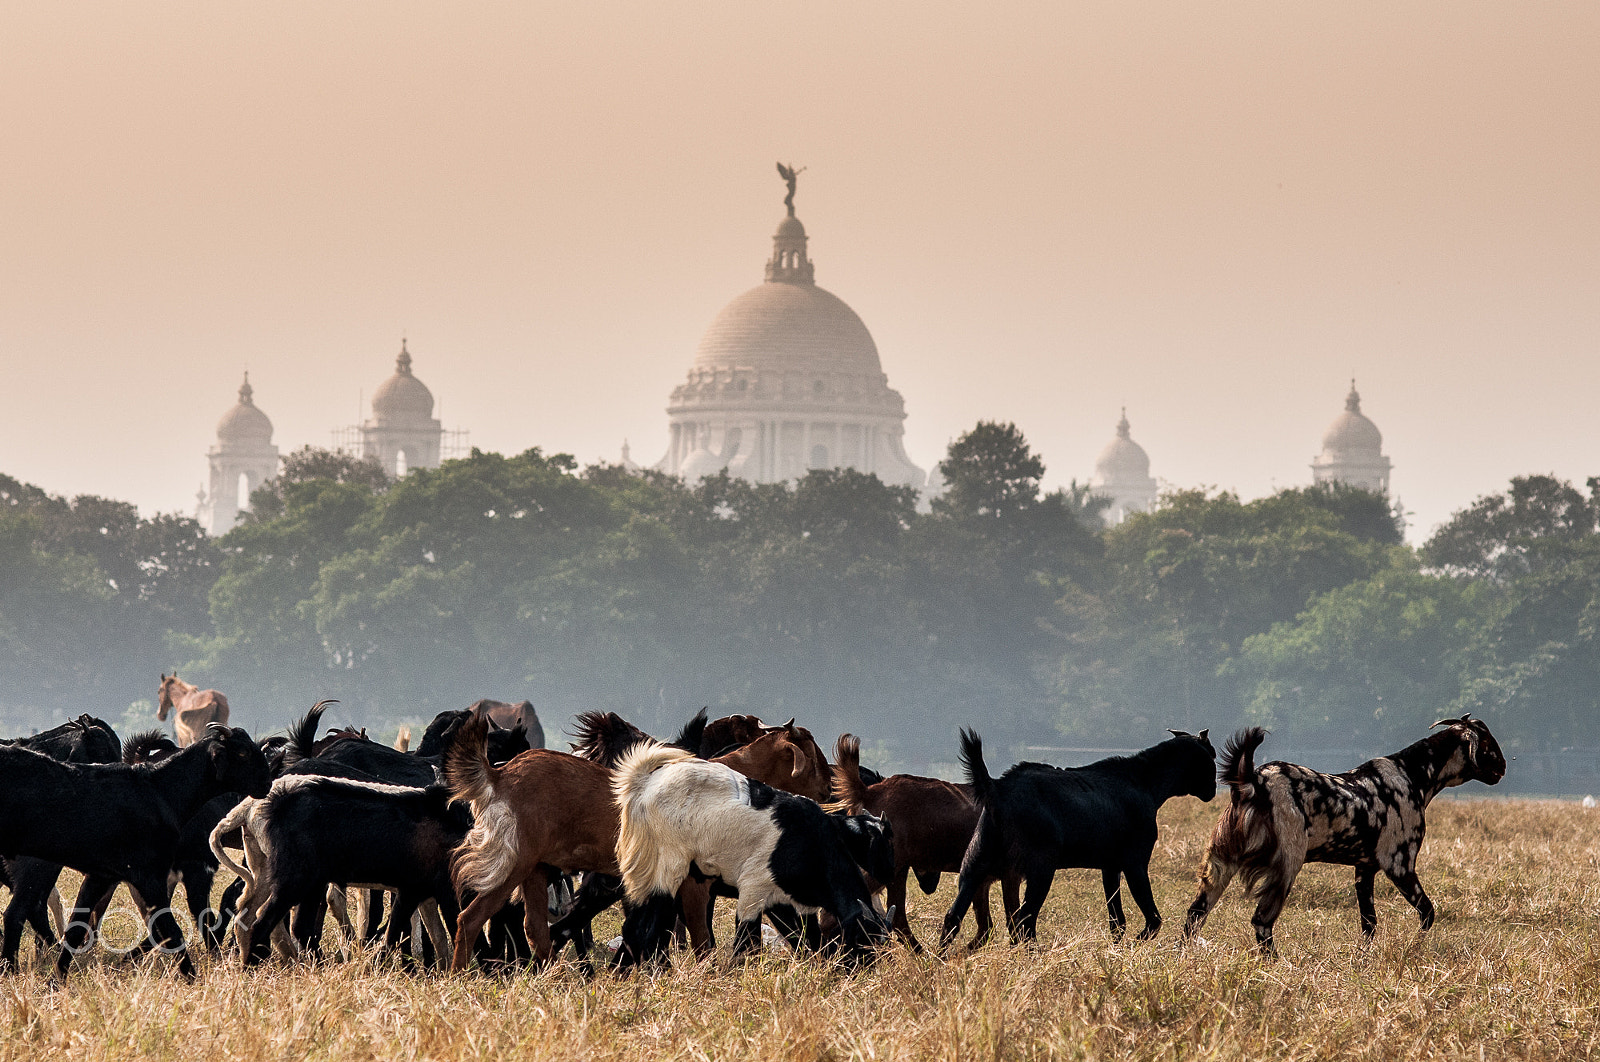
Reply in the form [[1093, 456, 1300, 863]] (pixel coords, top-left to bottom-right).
[[1429, 716, 1463, 730]]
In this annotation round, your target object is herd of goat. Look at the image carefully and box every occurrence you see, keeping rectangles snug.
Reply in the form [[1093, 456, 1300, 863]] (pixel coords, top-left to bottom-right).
[[0, 683, 1507, 980]]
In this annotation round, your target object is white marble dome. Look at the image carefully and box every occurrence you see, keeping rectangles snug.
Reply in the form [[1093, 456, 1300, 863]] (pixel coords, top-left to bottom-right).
[[1312, 382, 1391, 493], [693, 280, 884, 379], [215, 374, 273, 443], [1320, 386, 1383, 454], [1091, 410, 1158, 526], [370, 341, 435, 423]]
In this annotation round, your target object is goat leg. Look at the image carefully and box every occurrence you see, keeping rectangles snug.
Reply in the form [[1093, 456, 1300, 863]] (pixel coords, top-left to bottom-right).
[[887, 866, 921, 952], [54, 874, 118, 978], [1385, 867, 1435, 932], [1355, 864, 1379, 938], [1123, 863, 1161, 941], [1101, 868, 1127, 941]]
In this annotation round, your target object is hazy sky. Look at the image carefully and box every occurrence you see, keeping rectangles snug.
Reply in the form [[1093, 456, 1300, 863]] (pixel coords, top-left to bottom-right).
[[4, 2, 1596, 539]]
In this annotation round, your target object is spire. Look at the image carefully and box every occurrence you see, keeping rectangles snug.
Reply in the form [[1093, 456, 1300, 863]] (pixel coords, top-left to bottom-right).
[[396, 337, 413, 375], [238, 371, 254, 405], [1345, 378, 1361, 413], [1116, 407, 1131, 439]]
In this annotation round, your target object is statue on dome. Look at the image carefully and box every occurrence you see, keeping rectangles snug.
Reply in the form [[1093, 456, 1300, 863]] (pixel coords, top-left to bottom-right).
[[776, 162, 805, 217]]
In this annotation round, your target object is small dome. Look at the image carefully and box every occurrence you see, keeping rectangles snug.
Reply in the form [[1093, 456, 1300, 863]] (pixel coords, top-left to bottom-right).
[[216, 373, 273, 443], [775, 215, 806, 240], [1321, 384, 1382, 454], [679, 446, 726, 481], [1094, 410, 1151, 482], [371, 340, 435, 422]]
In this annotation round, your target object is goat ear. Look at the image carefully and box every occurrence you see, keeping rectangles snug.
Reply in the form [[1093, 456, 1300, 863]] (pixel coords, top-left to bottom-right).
[[1198, 728, 1209, 743]]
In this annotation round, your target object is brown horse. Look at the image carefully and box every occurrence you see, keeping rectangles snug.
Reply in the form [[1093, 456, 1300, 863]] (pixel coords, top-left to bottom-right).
[[157, 673, 231, 747]]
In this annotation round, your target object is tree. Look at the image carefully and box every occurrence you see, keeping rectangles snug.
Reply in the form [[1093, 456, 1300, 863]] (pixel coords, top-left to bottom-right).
[[932, 421, 1044, 521], [1422, 474, 1599, 580], [1229, 558, 1481, 747], [244, 446, 389, 523]]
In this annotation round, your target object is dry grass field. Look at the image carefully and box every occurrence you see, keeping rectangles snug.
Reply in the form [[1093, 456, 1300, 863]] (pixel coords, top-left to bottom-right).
[[2, 798, 1596, 1061]]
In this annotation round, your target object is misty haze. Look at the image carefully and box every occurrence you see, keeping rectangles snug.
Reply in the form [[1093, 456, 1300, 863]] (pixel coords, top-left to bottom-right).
[[3, 3, 1597, 792]]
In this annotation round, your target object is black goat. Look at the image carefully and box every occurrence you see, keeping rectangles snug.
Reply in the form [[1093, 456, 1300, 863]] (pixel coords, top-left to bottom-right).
[[121, 729, 248, 953], [1183, 717, 1506, 954], [940, 729, 1216, 947], [228, 775, 471, 967], [413, 707, 534, 763], [0, 723, 271, 978], [0, 715, 123, 969]]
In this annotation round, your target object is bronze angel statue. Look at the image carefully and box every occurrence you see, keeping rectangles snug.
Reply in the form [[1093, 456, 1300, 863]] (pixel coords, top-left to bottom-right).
[[777, 162, 805, 217]]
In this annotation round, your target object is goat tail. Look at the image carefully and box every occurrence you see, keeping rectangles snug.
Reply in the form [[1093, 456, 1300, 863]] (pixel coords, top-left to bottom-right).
[[444, 714, 520, 897], [612, 741, 697, 904], [1221, 727, 1268, 802], [209, 798, 258, 891], [670, 706, 709, 756], [443, 713, 498, 811], [284, 699, 336, 767], [959, 728, 994, 809], [825, 733, 870, 814]]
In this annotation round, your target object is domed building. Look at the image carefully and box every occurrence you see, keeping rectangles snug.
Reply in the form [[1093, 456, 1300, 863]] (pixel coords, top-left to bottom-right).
[[198, 373, 280, 535], [358, 339, 444, 477], [1311, 381, 1392, 493], [1091, 409, 1158, 526], [656, 180, 925, 489]]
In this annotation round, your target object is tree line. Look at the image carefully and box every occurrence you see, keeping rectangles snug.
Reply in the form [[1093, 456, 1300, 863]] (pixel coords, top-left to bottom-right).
[[1, 427, 1594, 770]]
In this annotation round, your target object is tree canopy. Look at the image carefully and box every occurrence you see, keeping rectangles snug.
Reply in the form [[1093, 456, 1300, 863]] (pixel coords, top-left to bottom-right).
[[0, 439, 1591, 775]]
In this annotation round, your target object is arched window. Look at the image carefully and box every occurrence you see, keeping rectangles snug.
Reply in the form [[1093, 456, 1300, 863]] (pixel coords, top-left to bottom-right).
[[809, 445, 829, 470], [395, 450, 408, 477], [237, 472, 250, 510]]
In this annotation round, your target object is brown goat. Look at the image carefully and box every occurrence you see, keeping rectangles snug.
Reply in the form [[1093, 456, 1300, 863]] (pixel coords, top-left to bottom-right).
[[444, 716, 622, 969], [712, 722, 831, 803], [700, 713, 766, 756], [828, 734, 1009, 950]]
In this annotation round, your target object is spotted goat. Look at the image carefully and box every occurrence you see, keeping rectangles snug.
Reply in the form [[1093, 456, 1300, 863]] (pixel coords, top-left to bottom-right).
[[1182, 715, 1506, 954]]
